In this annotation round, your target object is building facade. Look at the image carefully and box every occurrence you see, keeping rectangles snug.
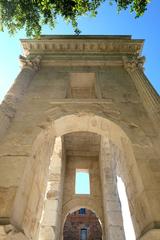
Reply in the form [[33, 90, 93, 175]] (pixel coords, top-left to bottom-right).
[[0, 35, 159, 240], [63, 208, 102, 240]]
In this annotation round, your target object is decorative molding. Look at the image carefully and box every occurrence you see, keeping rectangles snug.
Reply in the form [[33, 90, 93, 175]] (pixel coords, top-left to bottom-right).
[[123, 56, 145, 72], [48, 98, 113, 104], [40, 59, 123, 67], [20, 37, 144, 68], [21, 37, 144, 56], [19, 55, 41, 70]]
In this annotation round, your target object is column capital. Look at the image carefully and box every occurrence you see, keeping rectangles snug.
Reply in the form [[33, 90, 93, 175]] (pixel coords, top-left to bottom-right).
[[19, 55, 41, 71], [123, 56, 145, 72]]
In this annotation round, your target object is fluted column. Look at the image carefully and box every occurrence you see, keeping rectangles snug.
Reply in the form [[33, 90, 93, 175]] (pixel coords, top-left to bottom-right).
[[0, 55, 41, 139], [123, 56, 160, 129]]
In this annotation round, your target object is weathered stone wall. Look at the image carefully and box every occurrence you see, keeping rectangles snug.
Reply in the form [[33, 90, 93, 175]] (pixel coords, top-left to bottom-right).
[[0, 36, 159, 240], [62, 154, 104, 227], [38, 137, 65, 240], [99, 137, 125, 239]]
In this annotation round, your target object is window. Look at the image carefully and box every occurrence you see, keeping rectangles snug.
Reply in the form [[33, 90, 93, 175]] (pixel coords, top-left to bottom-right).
[[80, 228, 87, 240], [75, 169, 90, 194], [79, 208, 86, 215]]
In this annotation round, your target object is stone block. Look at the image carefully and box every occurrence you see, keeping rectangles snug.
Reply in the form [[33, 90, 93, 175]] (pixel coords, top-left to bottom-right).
[[109, 226, 125, 240], [39, 226, 55, 240], [107, 212, 123, 226]]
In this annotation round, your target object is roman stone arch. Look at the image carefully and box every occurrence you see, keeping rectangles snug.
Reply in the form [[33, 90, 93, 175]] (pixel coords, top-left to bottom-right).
[[62, 200, 103, 227], [62, 206, 103, 227], [61, 201, 104, 240], [11, 113, 150, 240], [0, 35, 159, 240]]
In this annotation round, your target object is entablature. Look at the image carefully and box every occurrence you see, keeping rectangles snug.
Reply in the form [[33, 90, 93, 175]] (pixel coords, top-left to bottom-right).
[[21, 35, 144, 58]]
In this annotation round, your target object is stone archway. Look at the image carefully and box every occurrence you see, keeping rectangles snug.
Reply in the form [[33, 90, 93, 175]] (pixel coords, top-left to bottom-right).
[[63, 208, 103, 240], [11, 113, 150, 240]]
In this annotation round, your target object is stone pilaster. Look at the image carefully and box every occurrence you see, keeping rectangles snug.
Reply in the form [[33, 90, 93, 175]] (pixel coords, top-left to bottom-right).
[[123, 56, 160, 129], [0, 55, 41, 140], [100, 137, 125, 240], [39, 137, 64, 240]]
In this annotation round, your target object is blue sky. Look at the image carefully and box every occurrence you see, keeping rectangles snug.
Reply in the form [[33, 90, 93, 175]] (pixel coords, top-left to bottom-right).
[[76, 170, 90, 194], [0, 0, 159, 102]]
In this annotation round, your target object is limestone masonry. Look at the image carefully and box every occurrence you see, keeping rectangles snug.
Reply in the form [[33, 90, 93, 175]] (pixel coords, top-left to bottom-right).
[[0, 35, 160, 240]]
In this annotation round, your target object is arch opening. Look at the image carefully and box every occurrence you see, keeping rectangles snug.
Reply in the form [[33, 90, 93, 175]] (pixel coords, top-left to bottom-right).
[[12, 114, 145, 240], [63, 208, 103, 240]]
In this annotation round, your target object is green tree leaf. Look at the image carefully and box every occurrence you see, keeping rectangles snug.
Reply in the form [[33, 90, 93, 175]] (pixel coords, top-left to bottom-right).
[[0, 0, 151, 37]]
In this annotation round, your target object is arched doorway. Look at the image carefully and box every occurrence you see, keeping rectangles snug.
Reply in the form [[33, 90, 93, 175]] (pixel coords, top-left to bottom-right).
[[63, 208, 102, 240], [11, 114, 150, 240]]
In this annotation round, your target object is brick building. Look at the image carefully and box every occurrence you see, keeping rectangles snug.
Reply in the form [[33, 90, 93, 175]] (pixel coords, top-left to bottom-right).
[[63, 208, 102, 240]]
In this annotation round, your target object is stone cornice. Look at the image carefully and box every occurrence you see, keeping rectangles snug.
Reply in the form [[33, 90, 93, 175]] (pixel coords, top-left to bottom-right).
[[21, 35, 144, 57]]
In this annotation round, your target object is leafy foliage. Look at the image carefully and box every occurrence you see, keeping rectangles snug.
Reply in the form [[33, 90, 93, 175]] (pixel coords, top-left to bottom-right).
[[0, 0, 150, 37]]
